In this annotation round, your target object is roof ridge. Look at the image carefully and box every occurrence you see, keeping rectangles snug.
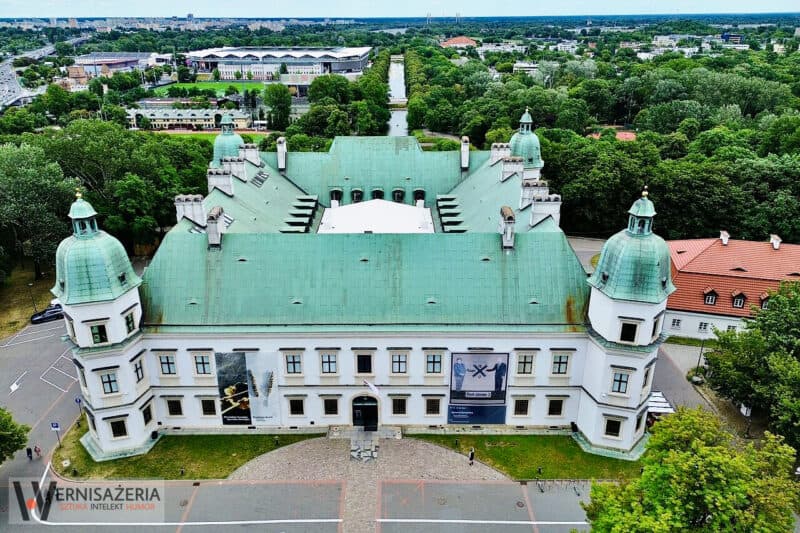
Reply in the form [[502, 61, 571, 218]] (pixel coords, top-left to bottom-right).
[[676, 238, 718, 271]]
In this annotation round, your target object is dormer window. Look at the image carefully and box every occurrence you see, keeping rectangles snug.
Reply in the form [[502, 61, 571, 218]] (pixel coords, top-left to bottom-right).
[[703, 287, 717, 305], [392, 189, 405, 203], [732, 294, 746, 308], [371, 189, 384, 200], [118, 272, 127, 285], [761, 298, 769, 310], [351, 189, 363, 203]]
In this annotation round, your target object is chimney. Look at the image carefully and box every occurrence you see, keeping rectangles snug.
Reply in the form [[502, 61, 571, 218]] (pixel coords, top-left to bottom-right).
[[276, 136, 287, 171], [770, 234, 782, 250], [174, 194, 206, 226], [207, 168, 233, 196], [520, 178, 549, 209], [530, 193, 562, 228], [720, 230, 730, 246], [206, 206, 224, 248], [460, 136, 470, 170], [221, 156, 247, 181], [238, 143, 262, 166], [490, 143, 511, 164], [499, 206, 515, 249], [501, 157, 523, 182]]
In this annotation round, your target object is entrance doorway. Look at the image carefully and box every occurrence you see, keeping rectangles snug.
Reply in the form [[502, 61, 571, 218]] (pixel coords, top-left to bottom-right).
[[352, 396, 378, 431]]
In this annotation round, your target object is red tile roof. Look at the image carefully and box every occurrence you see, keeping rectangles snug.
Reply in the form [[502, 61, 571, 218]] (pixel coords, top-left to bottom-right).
[[668, 238, 800, 317]]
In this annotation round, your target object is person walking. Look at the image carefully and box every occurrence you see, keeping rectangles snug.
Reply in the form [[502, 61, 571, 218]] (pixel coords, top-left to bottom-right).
[[26, 447, 33, 461], [33, 444, 41, 459], [468, 447, 475, 466]]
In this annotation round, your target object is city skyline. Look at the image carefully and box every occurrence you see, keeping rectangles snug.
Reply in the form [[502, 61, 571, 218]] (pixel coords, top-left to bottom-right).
[[2, 0, 799, 19]]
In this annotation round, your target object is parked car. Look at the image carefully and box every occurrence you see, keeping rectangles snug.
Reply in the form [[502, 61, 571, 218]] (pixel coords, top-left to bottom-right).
[[30, 304, 63, 324]]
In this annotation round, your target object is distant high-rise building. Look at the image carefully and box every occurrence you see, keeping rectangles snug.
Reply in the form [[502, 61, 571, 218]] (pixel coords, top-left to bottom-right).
[[187, 13, 194, 21]]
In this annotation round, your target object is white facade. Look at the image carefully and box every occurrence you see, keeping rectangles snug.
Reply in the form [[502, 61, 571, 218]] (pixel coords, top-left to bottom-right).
[[664, 309, 743, 339]]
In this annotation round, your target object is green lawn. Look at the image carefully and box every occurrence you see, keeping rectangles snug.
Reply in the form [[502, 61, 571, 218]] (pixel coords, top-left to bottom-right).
[[665, 336, 718, 348], [0, 266, 56, 339], [155, 131, 266, 144], [53, 424, 322, 480], [154, 81, 266, 97], [413, 434, 641, 480]]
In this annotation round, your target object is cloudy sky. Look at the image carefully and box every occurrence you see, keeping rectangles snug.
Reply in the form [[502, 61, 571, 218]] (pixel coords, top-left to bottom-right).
[[3, 0, 798, 18]]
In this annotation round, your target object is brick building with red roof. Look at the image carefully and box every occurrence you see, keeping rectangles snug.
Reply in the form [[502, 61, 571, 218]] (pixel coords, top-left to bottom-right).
[[665, 232, 800, 338], [441, 36, 478, 48]]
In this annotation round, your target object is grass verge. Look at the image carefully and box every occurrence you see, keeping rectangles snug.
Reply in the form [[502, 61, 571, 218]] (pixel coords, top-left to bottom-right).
[[0, 266, 56, 339], [154, 81, 266, 97], [154, 131, 266, 144], [53, 424, 321, 480], [665, 336, 718, 348], [412, 434, 641, 480]]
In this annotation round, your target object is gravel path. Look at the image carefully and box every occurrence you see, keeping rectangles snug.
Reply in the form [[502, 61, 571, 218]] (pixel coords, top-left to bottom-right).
[[229, 436, 508, 532]]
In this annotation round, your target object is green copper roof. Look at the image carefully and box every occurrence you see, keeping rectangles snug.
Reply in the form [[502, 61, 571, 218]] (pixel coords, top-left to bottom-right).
[[261, 137, 490, 207], [52, 231, 141, 305], [212, 114, 244, 167], [140, 228, 588, 328], [628, 195, 656, 217], [587, 228, 675, 303], [68, 198, 98, 220], [510, 130, 544, 169], [520, 109, 533, 124]]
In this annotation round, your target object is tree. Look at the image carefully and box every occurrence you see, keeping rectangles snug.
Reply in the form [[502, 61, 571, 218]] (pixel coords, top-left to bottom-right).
[[234, 69, 243, 80], [264, 84, 292, 131], [584, 408, 799, 533], [308, 74, 351, 105], [0, 143, 75, 278], [212, 68, 220, 81], [0, 408, 29, 465]]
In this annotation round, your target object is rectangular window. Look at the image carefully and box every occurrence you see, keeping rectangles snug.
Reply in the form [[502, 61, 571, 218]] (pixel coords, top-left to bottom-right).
[[321, 353, 337, 374], [125, 312, 136, 334], [514, 399, 530, 416], [194, 354, 211, 375], [547, 398, 564, 416], [166, 399, 183, 416], [551, 354, 569, 375], [142, 404, 152, 425], [620, 322, 638, 343], [285, 354, 302, 374], [705, 294, 717, 305], [323, 398, 338, 415], [727, 325, 737, 332], [201, 399, 216, 416], [733, 297, 745, 309], [642, 367, 651, 390], [67, 319, 76, 340], [133, 360, 144, 383], [78, 367, 87, 388], [605, 418, 622, 438], [426, 354, 442, 374], [761, 299, 769, 310], [110, 419, 127, 438], [391, 353, 408, 374], [289, 398, 304, 415], [356, 354, 373, 374], [159, 354, 177, 375], [651, 317, 661, 339], [517, 354, 534, 375], [90, 324, 108, 344], [87, 412, 96, 432], [392, 398, 407, 415], [425, 398, 440, 415], [612, 372, 630, 394], [698, 322, 709, 332], [636, 411, 645, 432], [671, 318, 682, 329], [100, 372, 118, 394]]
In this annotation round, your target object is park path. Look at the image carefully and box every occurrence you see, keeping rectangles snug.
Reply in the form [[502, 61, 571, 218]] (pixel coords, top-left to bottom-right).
[[228, 437, 507, 533]]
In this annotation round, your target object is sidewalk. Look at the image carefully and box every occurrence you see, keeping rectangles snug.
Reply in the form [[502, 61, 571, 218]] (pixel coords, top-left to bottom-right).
[[653, 344, 712, 411]]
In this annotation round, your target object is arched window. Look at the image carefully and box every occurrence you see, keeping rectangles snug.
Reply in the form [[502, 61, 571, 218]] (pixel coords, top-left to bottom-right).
[[371, 189, 384, 200], [351, 189, 363, 203], [392, 189, 405, 203], [413, 189, 425, 202], [330, 189, 342, 202]]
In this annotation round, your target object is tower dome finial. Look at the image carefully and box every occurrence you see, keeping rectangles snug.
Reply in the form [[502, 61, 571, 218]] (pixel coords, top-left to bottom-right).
[[642, 185, 649, 198], [75, 187, 82, 200]]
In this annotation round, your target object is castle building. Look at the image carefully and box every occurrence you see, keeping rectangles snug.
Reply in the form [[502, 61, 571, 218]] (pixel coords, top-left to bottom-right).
[[55, 112, 673, 461]]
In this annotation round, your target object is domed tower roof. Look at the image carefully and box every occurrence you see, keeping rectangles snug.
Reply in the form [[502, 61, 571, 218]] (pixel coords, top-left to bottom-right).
[[212, 114, 244, 167], [510, 107, 544, 169], [587, 188, 675, 303], [52, 193, 141, 305]]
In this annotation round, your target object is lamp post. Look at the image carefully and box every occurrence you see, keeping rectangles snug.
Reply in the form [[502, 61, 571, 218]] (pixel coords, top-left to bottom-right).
[[27, 282, 38, 313], [695, 337, 706, 375]]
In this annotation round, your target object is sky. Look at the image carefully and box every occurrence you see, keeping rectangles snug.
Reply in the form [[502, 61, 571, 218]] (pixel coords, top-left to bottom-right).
[[3, 0, 799, 19]]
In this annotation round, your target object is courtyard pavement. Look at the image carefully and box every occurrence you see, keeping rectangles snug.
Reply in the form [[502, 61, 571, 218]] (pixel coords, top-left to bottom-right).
[[654, 343, 712, 411]]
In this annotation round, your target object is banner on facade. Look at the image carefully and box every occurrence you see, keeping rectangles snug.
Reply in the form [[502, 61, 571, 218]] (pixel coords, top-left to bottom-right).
[[449, 352, 509, 404], [215, 352, 279, 426], [447, 405, 507, 424]]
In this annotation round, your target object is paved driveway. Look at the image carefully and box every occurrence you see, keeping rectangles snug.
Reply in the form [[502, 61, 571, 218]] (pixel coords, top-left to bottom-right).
[[653, 344, 711, 411]]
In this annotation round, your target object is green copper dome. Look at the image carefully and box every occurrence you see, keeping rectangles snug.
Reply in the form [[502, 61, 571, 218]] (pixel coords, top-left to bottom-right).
[[510, 108, 544, 169], [212, 114, 244, 167], [587, 193, 675, 303], [52, 197, 141, 305]]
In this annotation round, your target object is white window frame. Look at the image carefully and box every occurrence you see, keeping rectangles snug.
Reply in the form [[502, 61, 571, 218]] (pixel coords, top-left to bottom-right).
[[165, 398, 183, 417], [133, 359, 145, 383], [516, 353, 535, 375], [322, 397, 338, 416], [761, 299, 769, 310], [642, 366, 652, 391], [391, 352, 408, 374], [704, 294, 717, 305], [124, 312, 136, 334], [100, 371, 119, 394], [619, 321, 639, 344], [671, 318, 682, 329], [288, 397, 305, 416], [320, 352, 338, 375], [425, 398, 441, 416], [513, 398, 530, 416], [611, 371, 631, 395], [158, 354, 177, 375], [635, 411, 646, 433], [89, 322, 109, 345], [698, 322, 709, 332], [77, 366, 87, 389], [193, 353, 212, 375], [604, 417, 623, 440], [425, 352, 443, 375], [285, 353, 303, 375], [732, 296, 745, 308], [391, 397, 408, 416], [726, 325, 737, 332], [551, 353, 570, 376], [108, 418, 128, 440], [200, 398, 217, 416], [547, 398, 565, 417], [141, 403, 153, 426], [354, 351, 374, 376]]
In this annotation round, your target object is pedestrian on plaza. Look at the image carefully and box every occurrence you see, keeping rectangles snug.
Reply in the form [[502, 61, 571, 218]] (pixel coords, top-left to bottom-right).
[[468, 447, 475, 466], [33, 444, 41, 458], [26, 447, 33, 461]]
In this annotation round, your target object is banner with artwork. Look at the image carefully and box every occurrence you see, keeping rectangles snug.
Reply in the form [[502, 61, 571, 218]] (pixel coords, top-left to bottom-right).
[[215, 352, 280, 426], [448, 352, 508, 424]]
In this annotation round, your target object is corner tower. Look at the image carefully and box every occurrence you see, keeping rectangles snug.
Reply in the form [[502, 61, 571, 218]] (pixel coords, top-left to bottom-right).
[[510, 107, 544, 180], [212, 114, 244, 167]]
